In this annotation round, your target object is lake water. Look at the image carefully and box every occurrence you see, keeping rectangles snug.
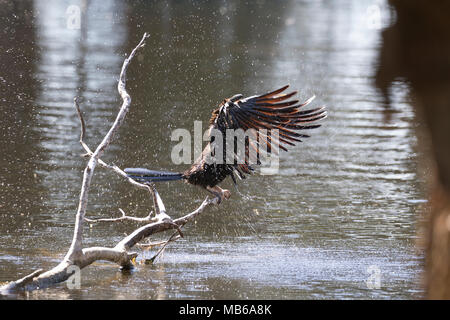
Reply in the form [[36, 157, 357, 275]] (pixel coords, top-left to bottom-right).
[[0, 0, 425, 299]]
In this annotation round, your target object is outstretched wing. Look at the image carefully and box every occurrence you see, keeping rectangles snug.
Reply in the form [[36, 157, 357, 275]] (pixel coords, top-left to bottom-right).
[[209, 85, 326, 178]]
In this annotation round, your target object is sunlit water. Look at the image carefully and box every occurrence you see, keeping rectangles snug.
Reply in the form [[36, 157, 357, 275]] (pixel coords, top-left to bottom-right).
[[0, 0, 425, 299]]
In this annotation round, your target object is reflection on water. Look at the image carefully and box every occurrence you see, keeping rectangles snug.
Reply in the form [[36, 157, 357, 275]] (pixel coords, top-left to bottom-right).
[[0, 0, 425, 299]]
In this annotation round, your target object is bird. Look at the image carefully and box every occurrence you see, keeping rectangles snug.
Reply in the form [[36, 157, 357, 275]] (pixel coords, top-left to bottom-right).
[[125, 85, 326, 203]]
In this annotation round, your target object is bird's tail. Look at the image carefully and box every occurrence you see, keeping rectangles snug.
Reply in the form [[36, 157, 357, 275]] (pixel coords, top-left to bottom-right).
[[124, 168, 184, 182]]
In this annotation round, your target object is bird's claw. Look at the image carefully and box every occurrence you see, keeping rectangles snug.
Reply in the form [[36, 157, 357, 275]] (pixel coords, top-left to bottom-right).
[[223, 189, 231, 200], [207, 186, 231, 205], [215, 189, 231, 204]]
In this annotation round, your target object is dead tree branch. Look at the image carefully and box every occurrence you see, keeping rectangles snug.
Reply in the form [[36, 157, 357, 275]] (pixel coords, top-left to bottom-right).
[[84, 208, 154, 224], [0, 33, 217, 295]]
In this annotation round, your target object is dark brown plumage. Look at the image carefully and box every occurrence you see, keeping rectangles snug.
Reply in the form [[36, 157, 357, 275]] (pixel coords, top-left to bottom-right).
[[125, 85, 326, 202]]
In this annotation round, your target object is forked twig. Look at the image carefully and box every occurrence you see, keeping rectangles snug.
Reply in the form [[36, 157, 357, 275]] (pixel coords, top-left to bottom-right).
[[0, 32, 218, 295]]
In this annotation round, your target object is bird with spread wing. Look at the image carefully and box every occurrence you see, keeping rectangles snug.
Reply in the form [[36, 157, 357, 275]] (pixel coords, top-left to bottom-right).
[[125, 85, 326, 203]]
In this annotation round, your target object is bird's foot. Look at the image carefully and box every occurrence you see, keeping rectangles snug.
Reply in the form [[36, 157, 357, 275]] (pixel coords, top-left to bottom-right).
[[223, 189, 231, 200], [207, 186, 231, 204]]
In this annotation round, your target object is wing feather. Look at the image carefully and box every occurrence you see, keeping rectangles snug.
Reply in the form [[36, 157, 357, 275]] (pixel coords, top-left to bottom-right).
[[208, 85, 326, 176]]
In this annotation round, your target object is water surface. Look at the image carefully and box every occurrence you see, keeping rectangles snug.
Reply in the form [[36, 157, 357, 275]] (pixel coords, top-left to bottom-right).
[[0, 0, 425, 299]]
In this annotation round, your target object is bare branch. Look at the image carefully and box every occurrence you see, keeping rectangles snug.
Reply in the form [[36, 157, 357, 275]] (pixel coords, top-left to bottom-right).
[[0, 32, 219, 295], [85, 208, 156, 224], [74, 97, 91, 155], [0, 195, 214, 294], [73, 89, 165, 223], [137, 238, 180, 250], [116, 197, 215, 252], [71, 101, 162, 222], [66, 32, 149, 259], [146, 232, 181, 264]]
